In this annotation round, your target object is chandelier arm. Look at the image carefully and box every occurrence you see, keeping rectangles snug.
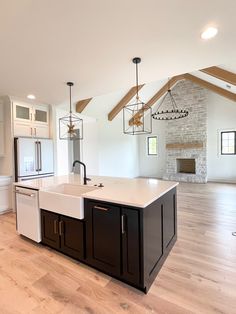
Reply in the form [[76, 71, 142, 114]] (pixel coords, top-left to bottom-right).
[[155, 91, 169, 112], [170, 93, 178, 111]]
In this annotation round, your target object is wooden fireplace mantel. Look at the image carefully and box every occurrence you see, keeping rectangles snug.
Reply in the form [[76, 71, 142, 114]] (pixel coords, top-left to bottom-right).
[[166, 142, 204, 150]]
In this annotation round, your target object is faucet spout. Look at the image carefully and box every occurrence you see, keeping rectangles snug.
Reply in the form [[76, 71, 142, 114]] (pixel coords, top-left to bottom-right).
[[72, 160, 90, 185]]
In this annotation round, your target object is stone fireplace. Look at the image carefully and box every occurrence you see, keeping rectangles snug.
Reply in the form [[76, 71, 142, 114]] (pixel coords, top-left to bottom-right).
[[163, 80, 207, 183]]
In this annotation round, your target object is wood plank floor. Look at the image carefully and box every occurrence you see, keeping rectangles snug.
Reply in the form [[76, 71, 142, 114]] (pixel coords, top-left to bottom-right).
[[0, 182, 236, 313]]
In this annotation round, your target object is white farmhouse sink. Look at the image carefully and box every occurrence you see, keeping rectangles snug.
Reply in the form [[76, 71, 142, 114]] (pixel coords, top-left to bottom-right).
[[39, 183, 98, 219]]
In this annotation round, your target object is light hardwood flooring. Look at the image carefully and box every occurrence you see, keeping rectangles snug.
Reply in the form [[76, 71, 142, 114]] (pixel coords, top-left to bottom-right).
[[0, 182, 236, 313]]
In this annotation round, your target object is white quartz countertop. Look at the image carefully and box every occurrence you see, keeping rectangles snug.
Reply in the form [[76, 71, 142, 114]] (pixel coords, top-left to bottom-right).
[[14, 174, 178, 208]]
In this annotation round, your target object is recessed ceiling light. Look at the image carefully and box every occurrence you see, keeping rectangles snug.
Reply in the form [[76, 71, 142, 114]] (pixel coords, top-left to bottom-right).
[[201, 27, 218, 40], [27, 94, 36, 100]]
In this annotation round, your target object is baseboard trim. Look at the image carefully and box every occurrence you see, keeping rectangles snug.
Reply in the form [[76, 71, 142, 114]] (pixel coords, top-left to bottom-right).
[[0, 208, 13, 215], [207, 178, 236, 184]]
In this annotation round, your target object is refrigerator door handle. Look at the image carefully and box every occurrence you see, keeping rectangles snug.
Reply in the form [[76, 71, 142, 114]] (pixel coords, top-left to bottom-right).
[[35, 141, 39, 172], [38, 141, 42, 171]]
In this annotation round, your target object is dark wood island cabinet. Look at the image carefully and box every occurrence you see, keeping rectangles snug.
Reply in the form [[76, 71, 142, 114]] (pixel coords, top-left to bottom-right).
[[41, 187, 177, 293]]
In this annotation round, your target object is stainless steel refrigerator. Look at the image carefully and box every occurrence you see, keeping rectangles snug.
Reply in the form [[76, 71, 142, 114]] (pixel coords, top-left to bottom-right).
[[14, 137, 54, 181]]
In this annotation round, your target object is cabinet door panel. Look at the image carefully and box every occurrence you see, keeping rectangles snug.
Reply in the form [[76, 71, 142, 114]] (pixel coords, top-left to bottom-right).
[[41, 210, 60, 249], [60, 216, 84, 260], [14, 122, 32, 137], [33, 105, 49, 125], [122, 208, 140, 286], [163, 190, 176, 249], [14, 104, 32, 122], [38, 139, 54, 174], [86, 201, 121, 276], [34, 125, 50, 138], [144, 199, 163, 280]]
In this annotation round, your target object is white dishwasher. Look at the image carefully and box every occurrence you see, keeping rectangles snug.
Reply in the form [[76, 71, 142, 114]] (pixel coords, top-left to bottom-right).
[[15, 186, 41, 243]]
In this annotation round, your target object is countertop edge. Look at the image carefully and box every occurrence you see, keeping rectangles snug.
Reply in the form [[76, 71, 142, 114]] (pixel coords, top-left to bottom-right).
[[13, 175, 179, 208], [82, 182, 178, 208]]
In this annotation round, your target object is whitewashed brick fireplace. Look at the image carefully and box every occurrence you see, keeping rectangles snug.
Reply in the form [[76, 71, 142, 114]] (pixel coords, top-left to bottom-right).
[[163, 80, 207, 183]]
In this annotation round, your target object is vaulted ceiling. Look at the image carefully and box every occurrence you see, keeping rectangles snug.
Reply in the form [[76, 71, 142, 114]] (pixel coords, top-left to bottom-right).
[[0, 0, 236, 105]]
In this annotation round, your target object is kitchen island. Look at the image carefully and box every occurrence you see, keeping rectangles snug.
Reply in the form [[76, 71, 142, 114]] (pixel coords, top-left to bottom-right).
[[14, 174, 178, 293]]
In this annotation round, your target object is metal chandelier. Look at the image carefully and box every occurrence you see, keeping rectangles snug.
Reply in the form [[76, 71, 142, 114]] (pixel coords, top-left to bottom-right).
[[59, 82, 83, 140], [123, 57, 152, 135], [152, 79, 188, 120]]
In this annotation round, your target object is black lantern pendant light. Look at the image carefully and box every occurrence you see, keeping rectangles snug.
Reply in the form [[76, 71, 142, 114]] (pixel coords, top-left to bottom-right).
[[152, 79, 188, 120], [59, 82, 83, 140], [123, 57, 152, 135]]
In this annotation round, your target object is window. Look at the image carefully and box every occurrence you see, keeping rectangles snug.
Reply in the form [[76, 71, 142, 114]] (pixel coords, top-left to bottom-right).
[[147, 136, 157, 155], [221, 131, 236, 155]]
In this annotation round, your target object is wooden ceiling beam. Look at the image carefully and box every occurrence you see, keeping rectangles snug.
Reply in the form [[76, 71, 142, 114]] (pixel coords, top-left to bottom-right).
[[200, 66, 236, 85], [184, 73, 236, 102], [144, 75, 184, 108], [76, 98, 92, 113], [108, 84, 145, 121], [129, 75, 184, 126]]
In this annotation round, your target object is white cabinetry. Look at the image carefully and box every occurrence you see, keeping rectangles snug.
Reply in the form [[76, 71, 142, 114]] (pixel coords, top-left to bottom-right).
[[13, 102, 50, 138], [0, 102, 4, 156]]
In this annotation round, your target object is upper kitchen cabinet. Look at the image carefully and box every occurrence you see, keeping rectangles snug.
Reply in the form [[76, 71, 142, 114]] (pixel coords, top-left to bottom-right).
[[13, 102, 50, 138]]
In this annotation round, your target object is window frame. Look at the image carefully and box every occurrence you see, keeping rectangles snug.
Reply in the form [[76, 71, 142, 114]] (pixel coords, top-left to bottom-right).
[[220, 131, 236, 155], [147, 136, 158, 156]]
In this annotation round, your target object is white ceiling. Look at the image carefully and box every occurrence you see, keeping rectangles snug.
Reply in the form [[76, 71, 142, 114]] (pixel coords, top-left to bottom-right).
[[0, 0, 236, 105]]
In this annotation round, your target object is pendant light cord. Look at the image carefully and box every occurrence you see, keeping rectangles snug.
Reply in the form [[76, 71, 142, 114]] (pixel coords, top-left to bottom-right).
[[136, 62, 139, 101], [69, 84, 72, 114]]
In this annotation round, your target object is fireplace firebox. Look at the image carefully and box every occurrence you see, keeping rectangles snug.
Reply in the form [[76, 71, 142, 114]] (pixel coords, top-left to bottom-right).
[[177, 158, 196, 174]]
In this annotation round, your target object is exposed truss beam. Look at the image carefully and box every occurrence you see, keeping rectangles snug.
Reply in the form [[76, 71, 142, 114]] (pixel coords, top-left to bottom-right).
[[184, 73, 236, 102], [143, 75, 184, 108], [200, 66, 236, 86], [108, 84, 144, 121], [129, 75, 184, 125], [76, 98, 92, 113]]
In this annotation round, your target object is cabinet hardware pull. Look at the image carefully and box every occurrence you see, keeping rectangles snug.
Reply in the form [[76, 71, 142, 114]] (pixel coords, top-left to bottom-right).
[[94, 205, 108, 211], [54, 220, 58, 234], [59, 221, 63, 235], [38, 141, 42, 171], [15, 190, 35, 197], [34, 128, 36, 136], [121, 214, 126, 234], [30, 127, 33, 136]]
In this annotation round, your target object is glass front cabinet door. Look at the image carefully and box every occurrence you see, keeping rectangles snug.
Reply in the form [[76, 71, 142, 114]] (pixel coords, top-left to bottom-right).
[[13, 102, 50, 138], [14, 103, 32, 123]]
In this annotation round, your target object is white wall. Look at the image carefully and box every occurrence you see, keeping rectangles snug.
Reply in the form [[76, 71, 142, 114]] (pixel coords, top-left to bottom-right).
[[53, 107, 70, 175], [138, 121, 166, 178], [54, 82, 236, 182], [138, 87, 236, 183], [54, 89, 139, 178], [207, 92, 236, 183], [97, 116, 139, 178], [80, 118, 99, 176], [82, 90, 139, 178]]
